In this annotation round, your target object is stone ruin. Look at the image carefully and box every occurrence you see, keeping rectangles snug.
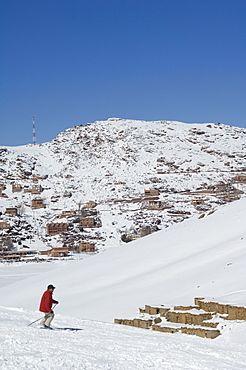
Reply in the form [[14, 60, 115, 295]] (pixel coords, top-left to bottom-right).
[[114, 298, 246, 339]]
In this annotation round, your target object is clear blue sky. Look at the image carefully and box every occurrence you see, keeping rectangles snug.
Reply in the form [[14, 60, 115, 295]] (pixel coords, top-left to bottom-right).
[[1, 0, 245, 146]]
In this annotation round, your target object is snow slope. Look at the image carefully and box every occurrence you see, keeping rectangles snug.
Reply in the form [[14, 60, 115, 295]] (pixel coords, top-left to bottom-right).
[[1, 196, 246, 369], [1, 197, 246, 323], [1, 306, 246, 370], [1, 198, 246, 368]]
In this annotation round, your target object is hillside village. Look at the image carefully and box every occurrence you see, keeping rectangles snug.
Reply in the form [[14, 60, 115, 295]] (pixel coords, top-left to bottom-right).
[[0, 118, 246, 261]]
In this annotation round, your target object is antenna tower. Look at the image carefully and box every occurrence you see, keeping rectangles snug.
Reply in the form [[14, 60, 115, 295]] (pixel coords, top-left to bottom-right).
[[32, 117, 36, 145]]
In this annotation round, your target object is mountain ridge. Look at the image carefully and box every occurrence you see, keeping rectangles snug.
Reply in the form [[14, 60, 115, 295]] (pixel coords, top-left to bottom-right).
[[0, 118, 245, 252]]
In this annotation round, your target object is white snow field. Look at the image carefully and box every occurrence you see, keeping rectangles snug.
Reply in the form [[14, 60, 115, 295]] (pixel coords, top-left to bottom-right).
[[1, 306, 246, 370], [0, 197, 246, 369]]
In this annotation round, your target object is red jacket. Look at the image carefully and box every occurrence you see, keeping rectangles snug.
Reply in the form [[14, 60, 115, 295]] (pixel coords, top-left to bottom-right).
[[39, 290, 58, 313]]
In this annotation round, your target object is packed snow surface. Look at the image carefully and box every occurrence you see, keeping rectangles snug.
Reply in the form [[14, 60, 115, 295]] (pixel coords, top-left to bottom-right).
[[1, 306, 246, 370], [1, 197, 246, 369]]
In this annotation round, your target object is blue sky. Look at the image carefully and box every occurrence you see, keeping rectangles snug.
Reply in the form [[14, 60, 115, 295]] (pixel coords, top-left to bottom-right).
[[1, 0, 245, 146]]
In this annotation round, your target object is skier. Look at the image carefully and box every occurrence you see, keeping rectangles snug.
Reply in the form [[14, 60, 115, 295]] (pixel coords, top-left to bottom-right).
[[39, 284, 59, 328]]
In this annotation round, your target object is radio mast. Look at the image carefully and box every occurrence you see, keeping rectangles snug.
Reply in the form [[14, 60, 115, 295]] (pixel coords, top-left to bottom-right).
[[32, 117, 36, 145]]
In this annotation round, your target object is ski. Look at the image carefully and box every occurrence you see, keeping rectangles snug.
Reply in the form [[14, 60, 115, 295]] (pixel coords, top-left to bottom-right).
[[39, 326, 82, 331], [39, 325, 53, 330]]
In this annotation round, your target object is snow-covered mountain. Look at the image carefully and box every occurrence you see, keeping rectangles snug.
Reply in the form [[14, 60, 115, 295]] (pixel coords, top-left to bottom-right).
[[0, 116, 246, 368], [0, 118, 246, 252]]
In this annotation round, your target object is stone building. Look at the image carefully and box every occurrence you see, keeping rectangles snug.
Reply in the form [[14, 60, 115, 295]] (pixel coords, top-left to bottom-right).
[[147, 200, 166, 210], [32, 198, 45, 209], [47, 247, 69, 257], [60, 210, 75, 218], [144, 189, 159, 196], [84, 201, 97, 209], [192, 196, 204, 207], [0, 222, 10, 230], [31, 184, 43, 194], [79, 242, 96, 253], [46, 223, 68, 236], [5, 208, 18, 216], [12, 184, 23, 192], [79, 218, 96, 228]]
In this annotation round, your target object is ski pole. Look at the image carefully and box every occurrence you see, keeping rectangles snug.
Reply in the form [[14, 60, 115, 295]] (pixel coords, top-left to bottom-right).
[[28, 316, 44, 326], [28, 304, 57, 326]]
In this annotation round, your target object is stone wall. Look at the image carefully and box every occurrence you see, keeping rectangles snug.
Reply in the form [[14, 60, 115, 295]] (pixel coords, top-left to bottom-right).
[[174, 305, 198, 311], [139, 305, 170, 316], [114, 318, 153, 329], [166, 311, 212, 325], [152, 325, 179, 334], [115, 298, 246, 340], [181, 327, 220, 339], [194, 298, 246, 320]]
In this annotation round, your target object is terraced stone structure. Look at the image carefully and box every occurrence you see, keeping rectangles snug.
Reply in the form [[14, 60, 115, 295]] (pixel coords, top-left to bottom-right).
[[194, 297, 246, 320], [114, 298, 246, 339]]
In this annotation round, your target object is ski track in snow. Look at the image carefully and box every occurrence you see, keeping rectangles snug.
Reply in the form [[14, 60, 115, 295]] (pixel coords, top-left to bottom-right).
[[1, 307, 246, 370]]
